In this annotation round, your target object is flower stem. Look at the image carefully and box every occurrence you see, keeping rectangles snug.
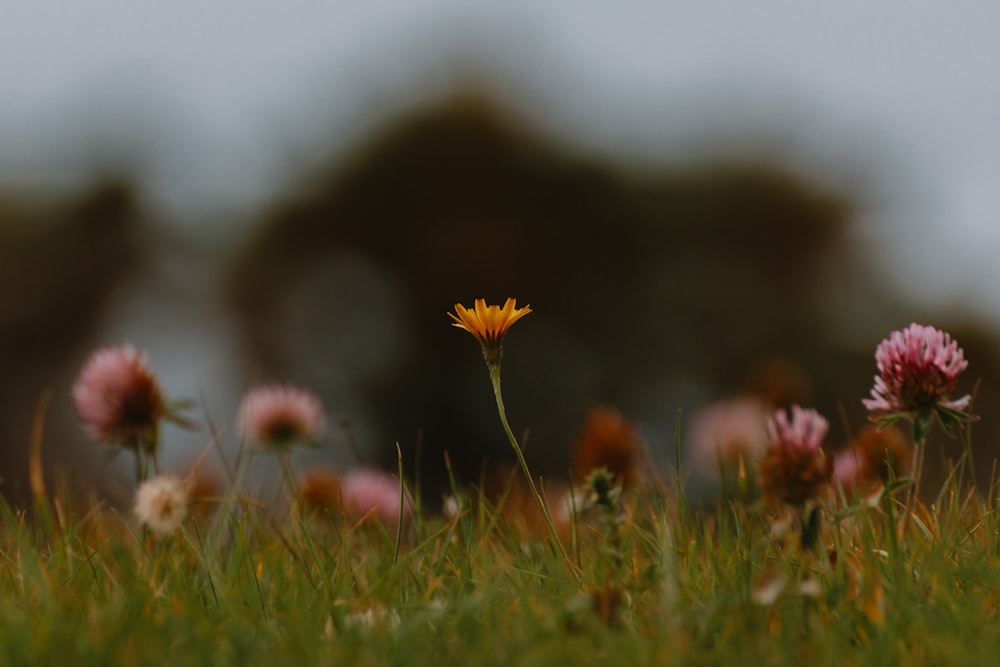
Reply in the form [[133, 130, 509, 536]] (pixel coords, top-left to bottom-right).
[[487, 363, 581, 582], [278, 452, 300, 510], [899, 436, 925, 537], [134, 449, 144, 486]]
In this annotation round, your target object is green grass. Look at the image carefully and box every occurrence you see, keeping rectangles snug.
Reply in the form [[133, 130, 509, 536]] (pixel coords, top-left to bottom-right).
[[1, 468, 999, 666]]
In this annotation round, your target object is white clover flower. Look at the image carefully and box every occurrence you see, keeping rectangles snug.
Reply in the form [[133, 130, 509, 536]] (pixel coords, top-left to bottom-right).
[[134, 474, 188, 535]]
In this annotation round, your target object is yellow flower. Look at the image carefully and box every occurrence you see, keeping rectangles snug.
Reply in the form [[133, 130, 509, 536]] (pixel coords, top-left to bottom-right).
[[449, 298, 532, 363], [448, 296, 578, 579]]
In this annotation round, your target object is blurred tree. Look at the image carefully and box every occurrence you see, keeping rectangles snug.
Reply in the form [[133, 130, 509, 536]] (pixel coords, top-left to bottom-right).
[[225, 93, 930, 494], [0, 178, 144, 504]]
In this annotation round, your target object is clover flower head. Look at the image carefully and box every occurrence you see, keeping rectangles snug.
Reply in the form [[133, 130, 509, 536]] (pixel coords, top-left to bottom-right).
[[758, 405, 832, 506], [688, 396, 771, 479], [863, 323, 969, 413], [449, 298, 531, 364], [834, 424, 911, 492], [72, 343, 166, 446], [134, 474, 188, 535], [237, 384, 325, 450], [571, 406, 640, 487], [832, 449, 861, 490], [766, 405, 828, 452], [297, 467, 343, 516], [341, 467, 411, 525]]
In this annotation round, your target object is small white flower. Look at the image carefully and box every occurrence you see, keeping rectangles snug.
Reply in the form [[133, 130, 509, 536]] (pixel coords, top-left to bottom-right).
[[134, 475, 188, 535], [344, 606, 400, 631], [798, 578, 822, 598], [752, 571, 788, 606], [442, 494, 464, 519]]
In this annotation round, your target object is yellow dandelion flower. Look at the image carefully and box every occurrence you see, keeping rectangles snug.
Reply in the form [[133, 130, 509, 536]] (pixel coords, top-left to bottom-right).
[[447, 295, 578, 580], [449, 298, 531, 365]]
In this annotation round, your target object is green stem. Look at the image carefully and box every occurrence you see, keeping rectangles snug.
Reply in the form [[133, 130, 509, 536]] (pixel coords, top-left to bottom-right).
[[278, 452, 300, 510], [487, 363, 581, 582], [393, 443, 405, 566], [211, 446, 252, 544], [149, 428, 161, 476], [899, 436, 925, 538], [133, 447, 144, 486]]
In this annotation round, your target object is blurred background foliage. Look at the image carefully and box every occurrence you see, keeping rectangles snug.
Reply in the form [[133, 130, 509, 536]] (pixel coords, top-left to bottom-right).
[[0, 91, 995, 505]]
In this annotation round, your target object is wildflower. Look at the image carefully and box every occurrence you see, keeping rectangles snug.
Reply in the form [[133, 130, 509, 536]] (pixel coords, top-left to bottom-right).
[[449, 297, 531, 366], [184, 464, 223, 519], [441, 493, 467, 520], [751, 571, 789, 606], [340, 467, 410, 525], [134, 474, 188, 536], [237, 384, 325, 451], [863, 323, 971, 437], [487, 471, 572, 541], [449, 297, 578, 579], [834, 424, 910, 493], [862, 325, 972, 529], [72, 343, 165, 446], [798, 578, 822, 598], [758, 405, 832, 506], [581, 467, 622, 512], [571, 406, 640, 487], [297, 467, 343, 516], [687, 396, 770, 481], [344, 605, 401, 632], [832, 450, 860, 489]]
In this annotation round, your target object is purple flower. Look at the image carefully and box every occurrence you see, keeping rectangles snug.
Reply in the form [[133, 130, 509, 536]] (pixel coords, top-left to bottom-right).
[[834, 425, 910, 492], [758, 406, 832, 506], [341, 467, 411, 525], [237, 384, 325, 450], [688, 396, 770, 479], [833, 449, 862, 490], [863, 323, 969, 413], [72, 344, 166, 446], [766, 405, 828, 452]]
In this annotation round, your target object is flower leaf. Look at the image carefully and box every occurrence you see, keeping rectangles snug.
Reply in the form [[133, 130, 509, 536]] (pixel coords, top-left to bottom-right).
[[884, 476, 912, 495], [870, 412, 908, 431], [800, 505, 822, 552], [912, 410, 934, 444]]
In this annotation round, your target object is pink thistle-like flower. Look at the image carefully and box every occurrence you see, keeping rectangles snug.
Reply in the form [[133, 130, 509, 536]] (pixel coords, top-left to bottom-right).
[[766, 405, 828, 452], [832, 449, 861, 490], [688, 396, 771, 479], [571, 406, 641, 487], [834, 424, 910, 492], [340, 467, 411, 525], [72, 343, 166, 446], [297, 467, 343, 517], [237, 384, 326, 450], [758, 405, 832, 506], [863, 323, 970, 413]]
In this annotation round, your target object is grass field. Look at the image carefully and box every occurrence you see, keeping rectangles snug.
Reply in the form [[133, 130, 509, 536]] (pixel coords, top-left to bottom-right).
[[1, 448, 998, 666], [5, 313, 993, 665]]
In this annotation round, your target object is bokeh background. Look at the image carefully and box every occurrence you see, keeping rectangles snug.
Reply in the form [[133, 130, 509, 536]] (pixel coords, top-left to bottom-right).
[[2, 2, 998, 504]]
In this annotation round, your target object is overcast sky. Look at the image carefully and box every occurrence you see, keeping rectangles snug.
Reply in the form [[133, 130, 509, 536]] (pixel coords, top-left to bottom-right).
[[2, 1, 999, 321]]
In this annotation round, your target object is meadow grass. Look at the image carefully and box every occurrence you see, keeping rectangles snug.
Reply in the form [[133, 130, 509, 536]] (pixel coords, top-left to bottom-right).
[[1, 461, 998, 667], [33, 319, 992, 665]]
